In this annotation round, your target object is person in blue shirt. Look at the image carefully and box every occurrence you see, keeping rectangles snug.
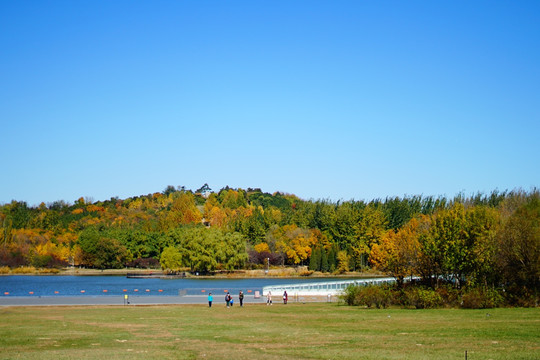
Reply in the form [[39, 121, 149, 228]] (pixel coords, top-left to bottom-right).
[[208, 292, 213, 307]]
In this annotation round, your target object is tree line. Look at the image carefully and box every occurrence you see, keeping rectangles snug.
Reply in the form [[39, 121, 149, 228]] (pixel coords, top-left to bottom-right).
[[0, 186, 538, 304]]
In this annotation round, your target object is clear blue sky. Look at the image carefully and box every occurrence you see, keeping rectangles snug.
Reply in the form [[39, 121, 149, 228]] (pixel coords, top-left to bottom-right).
[[1, 1, 539, 206]]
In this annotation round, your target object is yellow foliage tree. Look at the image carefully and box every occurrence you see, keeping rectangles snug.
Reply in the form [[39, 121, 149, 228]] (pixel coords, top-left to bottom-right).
[[165, 192, 202, 227], [208, 206, 228, 228], [273, 224, 317, 265], [370, 218, 421, 285], [254, 242, 270, 253]]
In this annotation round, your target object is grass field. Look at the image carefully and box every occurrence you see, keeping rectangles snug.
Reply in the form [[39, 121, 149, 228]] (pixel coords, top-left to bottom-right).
[[0, 303, 538, 360]]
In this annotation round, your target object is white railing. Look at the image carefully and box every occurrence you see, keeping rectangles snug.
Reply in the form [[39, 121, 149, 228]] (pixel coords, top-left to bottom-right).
[[262, 277, 399, 297]]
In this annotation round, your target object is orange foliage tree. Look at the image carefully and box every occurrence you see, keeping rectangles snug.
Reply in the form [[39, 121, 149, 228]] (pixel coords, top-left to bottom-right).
[[370, 217, 421, 286], [163, 192, 202, 228]]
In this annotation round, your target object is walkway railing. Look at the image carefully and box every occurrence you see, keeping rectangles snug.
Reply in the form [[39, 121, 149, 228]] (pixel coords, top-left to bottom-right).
[[262, 277, 399, 297]]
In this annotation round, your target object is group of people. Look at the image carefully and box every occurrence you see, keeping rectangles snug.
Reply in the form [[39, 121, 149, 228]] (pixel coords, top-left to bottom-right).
[[207, 290, 245, 308], [224, 290, 244, 308], [266, 290, 288, 305], [206, 290, 289, 307]]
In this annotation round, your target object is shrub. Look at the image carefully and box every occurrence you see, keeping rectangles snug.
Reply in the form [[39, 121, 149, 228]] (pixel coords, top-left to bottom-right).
[[12, 266, 37, 274], [461, 287, 504, 309], [340, 285, 393, 308], [405, 287, 443, 309], [365, 286, 392, 309], [0, 266, 10, 274], [435, 285, 460, 307], [38, 268, 60, 274], [341, 284, 363, 306], [248, 251, 283, 266], [502, 285, 538, 307], [30, 254, 52, 268]]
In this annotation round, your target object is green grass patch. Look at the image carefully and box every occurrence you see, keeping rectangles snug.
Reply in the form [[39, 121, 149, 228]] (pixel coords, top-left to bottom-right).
[[0, 304, 538, 359]]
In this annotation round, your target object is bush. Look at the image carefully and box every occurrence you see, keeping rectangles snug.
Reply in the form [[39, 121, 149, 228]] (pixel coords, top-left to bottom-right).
[[11, 266, 37, 274], [404, 287, 443, 309], [502, 285, 538, 307], [368, 286, 392, 309], [435, 285, 460, 307], [461, 287, 504, 309], [248, 250, 283, 266], [37, 268, 60, 274], [341, 284, 516, 309], [341, 284, 363, 306], [340, 285, 392, 308], [30, 254, 52, 268], [299, 270, 314, 276]]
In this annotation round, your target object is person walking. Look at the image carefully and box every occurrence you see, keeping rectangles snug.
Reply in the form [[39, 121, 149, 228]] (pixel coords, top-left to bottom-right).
[[208, 292, 213, 307], [283, 291, 288, 304], [239, 290, 244, 307], [225, 292, 231, 308], [267, 291, 272, 305]]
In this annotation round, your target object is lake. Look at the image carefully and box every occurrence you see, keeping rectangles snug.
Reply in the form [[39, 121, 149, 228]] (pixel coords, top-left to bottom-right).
[[0, 275, 352, 297]]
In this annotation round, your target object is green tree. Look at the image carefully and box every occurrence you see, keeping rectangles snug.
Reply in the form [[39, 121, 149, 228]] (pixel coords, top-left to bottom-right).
[[166, 226, 248, 273], [331, 201, 362, 250], [464, 205, 499, 286], [163, 185, 177, 196], [309, 246, 321, 271], [78, 227, 128, 269], [496, 194, 540, 292], [216, 232, 248, 270], [320, 246, 329, 273], [308, 200, 336, 232], [241, 207, 267, 244], [1, 216, 13, 247], [160, 246, 183, 271], [328, 243, 338, 272], [4, 201, 31, 229]]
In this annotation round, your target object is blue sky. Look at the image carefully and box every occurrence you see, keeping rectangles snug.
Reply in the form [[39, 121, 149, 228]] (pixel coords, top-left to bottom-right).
[[1, 1, 539, 206]]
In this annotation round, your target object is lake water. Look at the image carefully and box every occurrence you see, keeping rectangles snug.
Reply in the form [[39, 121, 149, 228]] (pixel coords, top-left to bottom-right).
[[0, 275, 350, 297]]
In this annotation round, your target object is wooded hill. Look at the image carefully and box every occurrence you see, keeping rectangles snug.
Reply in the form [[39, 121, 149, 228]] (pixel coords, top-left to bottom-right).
[[1, 185, 538, 302]]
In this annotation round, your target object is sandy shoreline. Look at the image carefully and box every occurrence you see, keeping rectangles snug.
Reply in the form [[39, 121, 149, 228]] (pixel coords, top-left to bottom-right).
[[1, 267, 380, 278]]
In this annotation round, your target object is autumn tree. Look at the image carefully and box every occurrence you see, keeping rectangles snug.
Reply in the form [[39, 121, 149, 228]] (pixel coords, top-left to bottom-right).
[[164, 192, 202, 228], [370, 218, 421, 286], [219, 189, 248, 209], [350, 205, 387, 270], [336, 250, 350, 273], [272, 224, 318, 265], [496, 193, 540, 293], [464, 205, 500, 287]]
